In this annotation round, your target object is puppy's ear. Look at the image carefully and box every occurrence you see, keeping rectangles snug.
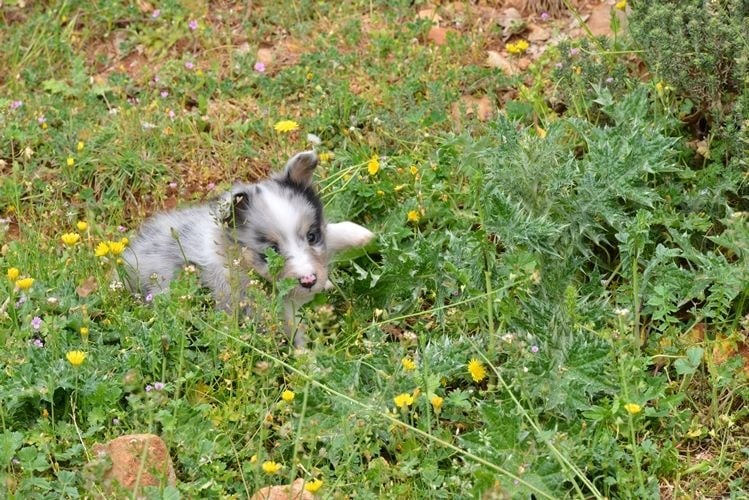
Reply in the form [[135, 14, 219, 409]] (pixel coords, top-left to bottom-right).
[[281, 151, 318, 188], [222, 187, 253, 227], [326, 221, 375, 253]]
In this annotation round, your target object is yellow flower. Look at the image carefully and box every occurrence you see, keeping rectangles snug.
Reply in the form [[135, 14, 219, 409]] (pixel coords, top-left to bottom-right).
[[410, 165, 418, 176], [467, 358, 487, 382], [318, 151, 333, 162], [655, 81, 665, 94], [77, 141, 85, 152], [273, 120, 299, 133], [66, 350, 87, 366], [376, 189, 385, 196], [393, 392, 414, 408], [80, 326, 89, 336], [304, 479, 323, 493], [624, 403, 642, 415], [107, 241, 125, 256], [95, 242, 110, 257], [76, 221, 88, 232], [506, 39, 529, 55], [261, 460, 283, 474], [67, 157, 75, 167], [281, 390, 295, 402], [119, 237, 129, 246], [61, 232, 81, 246], [16, 277, 34, 290], [407, 210, 421, 223], [7, 267, 20, 282], [401, 357, 416, 371], [430, 395, 444, 411], [367, 156, 380, 176], [615, 0, 627, 10]]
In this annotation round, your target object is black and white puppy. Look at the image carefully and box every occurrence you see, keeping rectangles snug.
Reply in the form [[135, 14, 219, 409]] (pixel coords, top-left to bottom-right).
[[122, 151, 374, 345]]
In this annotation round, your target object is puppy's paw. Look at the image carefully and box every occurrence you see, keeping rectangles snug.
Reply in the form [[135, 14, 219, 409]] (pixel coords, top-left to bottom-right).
[[326, 221, 375, 252]]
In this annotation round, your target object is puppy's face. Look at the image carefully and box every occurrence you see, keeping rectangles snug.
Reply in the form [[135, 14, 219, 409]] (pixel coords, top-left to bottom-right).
[[224, 152, 329, 299]]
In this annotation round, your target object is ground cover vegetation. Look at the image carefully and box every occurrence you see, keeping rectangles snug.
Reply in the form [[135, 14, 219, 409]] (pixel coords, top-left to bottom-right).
[[1, 0, 748, 497]]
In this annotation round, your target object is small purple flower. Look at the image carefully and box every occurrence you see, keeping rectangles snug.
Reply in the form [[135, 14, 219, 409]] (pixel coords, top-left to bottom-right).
[[153, 381, 165, 391], [540, 12, 550, 22], [168, 109, 176, 119], [254, 61, 266, 73], [206, 182, 216, 191], [145, 384, 153, 392], [112, 417, 121, 425], [160, 90, 169, 98], [151, 9, 160, 18], [153, 75, 160, 83], [555, 62, 563, 69], [530, 345, 539, 353], [184, 61, 195, 70], [31, 316, 42, 330], [145, 293, 154, 303], [569, 48, 580, 57], [168, 181, 178, 189], [118, 225, 127, 233], [32, 338, 44, 348], [188, 19, 198, 31], [38, 115, 47, 124], [10, 100, 22, 110]]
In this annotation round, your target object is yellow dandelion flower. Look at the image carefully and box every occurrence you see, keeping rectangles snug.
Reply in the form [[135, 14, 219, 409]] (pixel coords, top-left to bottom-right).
[[76, 221, 88, 232], [624, 403, 642, 415], [95, 242, 110, 257], [430, 395, 444, 411], [409, 165, 418, 175], [67, 157, 75, 167], [281, 390, 295, 402], [407, 210, 421, 223], [318, 151, 333, 163], [467, 358, 487, 382], [16, 277, 34, 290], [119, 237, 129, 246], [401, 357, 416, 371], [506, 39, 530, 55], [66, 350, 86, 366], [77, 141, 85, 152], [261, 460, 283, 474], [393, 392, 414, 408], [304, 479, 323, 493], [61, 232, 81, 246], [80, 326, 89, 336], [615, 0, 627, 10], [274, 120, 299, 133], [367, 156, 380, 176], [107, 240, 125, 256], [7, 267, 20, 282]]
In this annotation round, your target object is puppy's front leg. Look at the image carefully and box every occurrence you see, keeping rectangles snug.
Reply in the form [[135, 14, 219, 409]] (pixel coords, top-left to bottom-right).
[[284, 301, 307, 348], [326, 221, 374, 253]]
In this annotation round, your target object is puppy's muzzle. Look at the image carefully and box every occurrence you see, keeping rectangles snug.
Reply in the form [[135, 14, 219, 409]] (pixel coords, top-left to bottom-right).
[[299, 274, 317, 289]]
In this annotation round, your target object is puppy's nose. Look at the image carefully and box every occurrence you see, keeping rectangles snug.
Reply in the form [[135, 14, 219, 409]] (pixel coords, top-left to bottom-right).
[[299, 274, 317, 289]]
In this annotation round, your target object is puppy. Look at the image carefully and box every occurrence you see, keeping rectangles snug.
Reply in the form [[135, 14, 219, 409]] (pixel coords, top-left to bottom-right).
[[122, 151, 374, 345]]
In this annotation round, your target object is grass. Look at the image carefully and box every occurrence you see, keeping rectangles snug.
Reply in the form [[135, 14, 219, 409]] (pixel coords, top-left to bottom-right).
[[2, 1, 749, 498]]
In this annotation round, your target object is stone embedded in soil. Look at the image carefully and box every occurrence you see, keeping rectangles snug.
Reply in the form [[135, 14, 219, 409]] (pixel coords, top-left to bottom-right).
[[87, 434, 176, 497], [250, 478, 315, 500]]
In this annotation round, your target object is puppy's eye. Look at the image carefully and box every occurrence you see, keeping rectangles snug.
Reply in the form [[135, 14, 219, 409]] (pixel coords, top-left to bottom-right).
[[306, 229, 321, 245]]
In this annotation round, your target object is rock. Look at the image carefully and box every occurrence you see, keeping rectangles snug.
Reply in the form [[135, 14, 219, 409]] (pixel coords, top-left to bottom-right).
[[251, 479, 314, 500], [427, 26, 457, 45], [87, 434, 176, 498], [486, 50, 517, 75]]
